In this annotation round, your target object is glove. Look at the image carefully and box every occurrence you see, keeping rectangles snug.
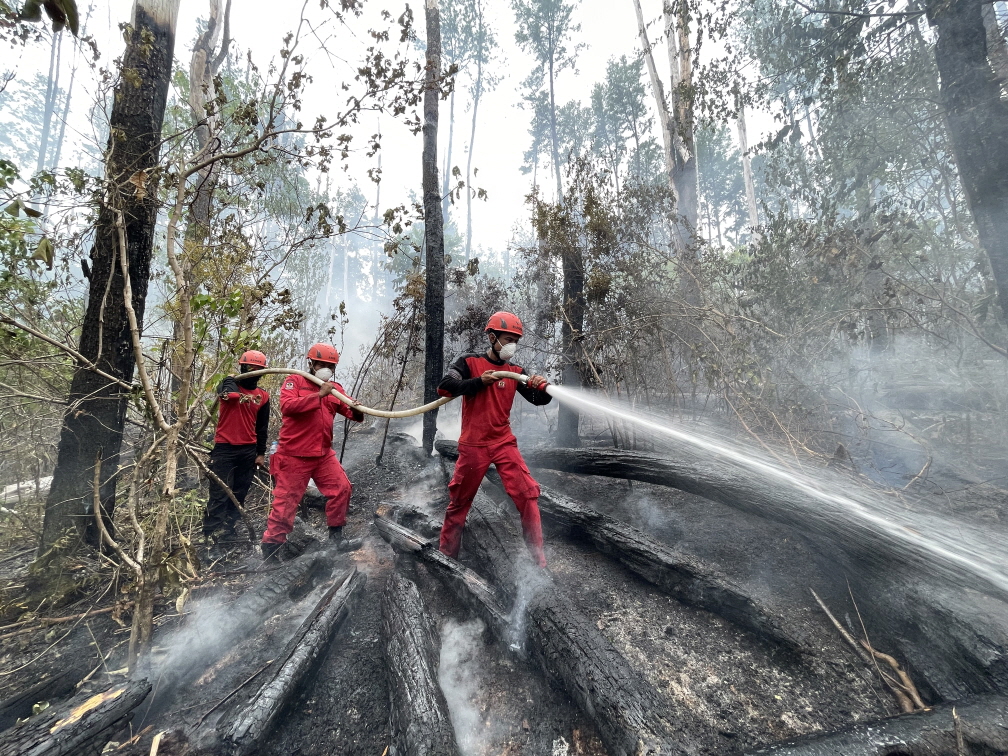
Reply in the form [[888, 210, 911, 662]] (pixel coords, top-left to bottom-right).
[[527, 374, 549, 390], [218, 376, 240, 398]]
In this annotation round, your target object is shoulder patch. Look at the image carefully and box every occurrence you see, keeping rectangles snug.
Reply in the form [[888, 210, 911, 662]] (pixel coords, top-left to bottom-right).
[[285, 381, 294, 389]]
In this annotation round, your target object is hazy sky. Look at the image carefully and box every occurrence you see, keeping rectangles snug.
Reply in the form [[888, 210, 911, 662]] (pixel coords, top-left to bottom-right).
[[2, 0, 766, 261]]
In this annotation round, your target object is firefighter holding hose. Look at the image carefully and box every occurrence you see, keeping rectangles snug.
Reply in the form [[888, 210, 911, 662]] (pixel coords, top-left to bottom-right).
[[261, 343, 365, 561], [437, 311, 552, 567], [203, 350, 271, 543]]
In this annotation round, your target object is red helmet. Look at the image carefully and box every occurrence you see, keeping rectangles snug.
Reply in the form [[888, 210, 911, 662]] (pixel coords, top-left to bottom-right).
[[485, 311, 523, 338], [238, 350, 267, 367], [307, 343, 340, 364]]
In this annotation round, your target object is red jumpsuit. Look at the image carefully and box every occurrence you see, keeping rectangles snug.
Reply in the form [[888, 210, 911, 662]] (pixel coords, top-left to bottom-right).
[[262, 374, 362, 546], [436, 352, 552, 566]]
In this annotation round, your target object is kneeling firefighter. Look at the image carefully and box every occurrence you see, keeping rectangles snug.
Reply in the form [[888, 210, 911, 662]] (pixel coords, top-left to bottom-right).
[[261, 343, 365, 560], [437, 311, 552, 567], [203, 350, 270, 541]]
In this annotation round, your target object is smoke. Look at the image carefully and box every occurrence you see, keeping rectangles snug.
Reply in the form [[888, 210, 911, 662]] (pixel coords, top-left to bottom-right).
[[438, 618, 496, 756], [506, 560, 549, 654]]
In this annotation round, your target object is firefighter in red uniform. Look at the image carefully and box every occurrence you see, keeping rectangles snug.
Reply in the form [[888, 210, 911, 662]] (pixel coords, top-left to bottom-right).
[[261, 343, 365, 561], [437, 311, 552, 567], [204, 350, 271, 542]]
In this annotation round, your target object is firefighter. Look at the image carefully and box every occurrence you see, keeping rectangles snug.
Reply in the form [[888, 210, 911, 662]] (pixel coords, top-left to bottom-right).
[[261, 343, 365, 560], [437, 311, 552, 567], [203, 350, 270, 542]]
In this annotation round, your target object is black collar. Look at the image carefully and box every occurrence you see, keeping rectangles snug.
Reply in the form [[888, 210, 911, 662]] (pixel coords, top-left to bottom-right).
[[484, 350, 505, 365]]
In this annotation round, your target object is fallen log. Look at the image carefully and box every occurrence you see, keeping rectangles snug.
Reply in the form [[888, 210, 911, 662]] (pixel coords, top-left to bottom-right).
[[748, 694, 1008, 755], [382, 571, 459, 756], [0, 669, 77, 732], [373, 514, 510, 637], [0, 679, 151, 756], [462, 489, 728, 756], [435, 440, 1008, 700], [461, 456, 807, 655], [215, 567, 364, 756]]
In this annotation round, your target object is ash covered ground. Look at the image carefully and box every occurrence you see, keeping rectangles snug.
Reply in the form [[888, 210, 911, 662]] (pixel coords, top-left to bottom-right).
[[1, 418, 1004, 756]]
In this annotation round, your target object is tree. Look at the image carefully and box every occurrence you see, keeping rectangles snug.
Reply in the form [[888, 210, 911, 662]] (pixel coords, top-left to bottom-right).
[[422, 0, 446, 455], [512, 0, 581, 200], [512, 0, 583, 446], [462, 0, 498, 262], [41, 0, 180, 552], [927, 0, 1008, 320]]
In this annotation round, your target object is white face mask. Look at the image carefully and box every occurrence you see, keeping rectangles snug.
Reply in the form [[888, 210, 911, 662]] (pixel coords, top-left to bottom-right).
[[314, 366, 333, 381], [497, 342, 517, 361]]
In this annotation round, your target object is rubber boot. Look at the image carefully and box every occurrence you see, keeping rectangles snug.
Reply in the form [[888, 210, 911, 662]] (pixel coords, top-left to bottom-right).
[[261, 541, 286, 563], [328, 526, 363, 552]]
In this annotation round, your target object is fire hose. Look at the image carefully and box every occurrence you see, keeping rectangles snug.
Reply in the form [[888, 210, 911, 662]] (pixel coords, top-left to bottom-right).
[[232, 367, 533, 419]]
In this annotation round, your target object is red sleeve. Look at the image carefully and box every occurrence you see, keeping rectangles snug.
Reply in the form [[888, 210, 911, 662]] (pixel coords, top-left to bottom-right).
[[328, 383, 362, 421], [280, 376, 321, 416]]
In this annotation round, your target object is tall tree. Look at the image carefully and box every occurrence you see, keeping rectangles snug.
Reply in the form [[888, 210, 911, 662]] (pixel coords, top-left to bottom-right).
[[36, 31, 61, 175], [513, 0, 583, 446], [422, 0, 446, 455], [736, 98, 759, 232], [463, 0, 498, 262], [927, 0, 1008, 320], [512, 0, 581, 199], [439, 0, 471, 226], [41, 0, 180, 551]]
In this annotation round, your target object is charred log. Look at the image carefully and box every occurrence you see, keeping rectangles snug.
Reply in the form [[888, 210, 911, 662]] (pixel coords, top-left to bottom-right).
[[748, 694, 1008, 755], [0, 669, 76, 732], [215, 568, 364, 755], [382, 571, 459, 756], [462, 490, 728, 756], [374, 514, 510, 636], [0, 679, 151, 756], [533, 479, 805, 654]]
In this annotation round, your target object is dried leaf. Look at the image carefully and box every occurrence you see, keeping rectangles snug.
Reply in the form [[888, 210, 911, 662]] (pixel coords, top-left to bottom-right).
[[31, 237, 55, 269], [127, 170, 148, 200], [175, 587, 190, 615]]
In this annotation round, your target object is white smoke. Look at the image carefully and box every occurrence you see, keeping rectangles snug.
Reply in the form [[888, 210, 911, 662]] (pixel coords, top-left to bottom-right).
[[438, 618, 491, 755]]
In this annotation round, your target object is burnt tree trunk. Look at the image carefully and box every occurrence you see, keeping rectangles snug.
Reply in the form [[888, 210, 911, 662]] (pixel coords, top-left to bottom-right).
[[42, 0, 180, 551], [422, 0, 445, 456], [462, 489, 726, 756], [216, 568, 364, 755], [0, 679, 152, 756], [382, 570, 459, 756], [445, 440, 1008, 699], [747, 694, 1008, 756], [375, 513, 511, 635], [435, 440, 801, 650], [927, 0, 1008, 319], [557, 235, 584, 448]]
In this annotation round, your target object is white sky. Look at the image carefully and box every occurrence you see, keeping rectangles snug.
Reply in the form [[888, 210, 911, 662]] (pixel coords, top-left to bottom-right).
[[1, 0, 769, 260]]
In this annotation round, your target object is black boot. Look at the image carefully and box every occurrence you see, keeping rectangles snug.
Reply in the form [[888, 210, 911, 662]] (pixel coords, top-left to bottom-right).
[[261, 541, 286, 563], [328, 526, 363, 552]]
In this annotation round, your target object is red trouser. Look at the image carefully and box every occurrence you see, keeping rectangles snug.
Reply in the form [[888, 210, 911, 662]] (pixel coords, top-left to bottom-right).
[[439, 440, 546, 567], [263, 452, 352, 544]]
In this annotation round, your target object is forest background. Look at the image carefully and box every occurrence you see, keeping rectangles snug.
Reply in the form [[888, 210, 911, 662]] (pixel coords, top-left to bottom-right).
[[1, 0, 1007, 664]]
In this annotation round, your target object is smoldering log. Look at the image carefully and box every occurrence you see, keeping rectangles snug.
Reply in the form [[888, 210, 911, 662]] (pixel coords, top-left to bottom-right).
[[0, 679, 152, 756], [382, 571, 459, 756], [374, 514, 510, 637], [0, 669, 76, 731], [435, 440, 1008, 699], [747, 694, 1008, 755], [462, 490, 729, 756], [458, 452, 806, 655], [215, 568, 364, 756]]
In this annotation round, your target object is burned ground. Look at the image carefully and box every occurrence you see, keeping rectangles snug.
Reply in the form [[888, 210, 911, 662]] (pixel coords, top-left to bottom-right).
[[0, 427, 1007, 756]]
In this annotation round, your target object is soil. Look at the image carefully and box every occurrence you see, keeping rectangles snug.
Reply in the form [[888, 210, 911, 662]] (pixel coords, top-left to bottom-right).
[[0, 422, 993, 756]]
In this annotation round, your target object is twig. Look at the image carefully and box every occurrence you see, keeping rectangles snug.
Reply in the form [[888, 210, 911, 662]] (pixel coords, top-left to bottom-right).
[[810, 588, 915, 712], [847, 582, 926, 710], [0, 605, 118, 638], [0, 547, 35, 565], [953, 706, 965, 755], [194, 659, 274, 728]]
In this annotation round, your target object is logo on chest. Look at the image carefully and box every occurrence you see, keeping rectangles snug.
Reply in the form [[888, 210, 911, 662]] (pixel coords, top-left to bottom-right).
[[497, 380, 506, 388]]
